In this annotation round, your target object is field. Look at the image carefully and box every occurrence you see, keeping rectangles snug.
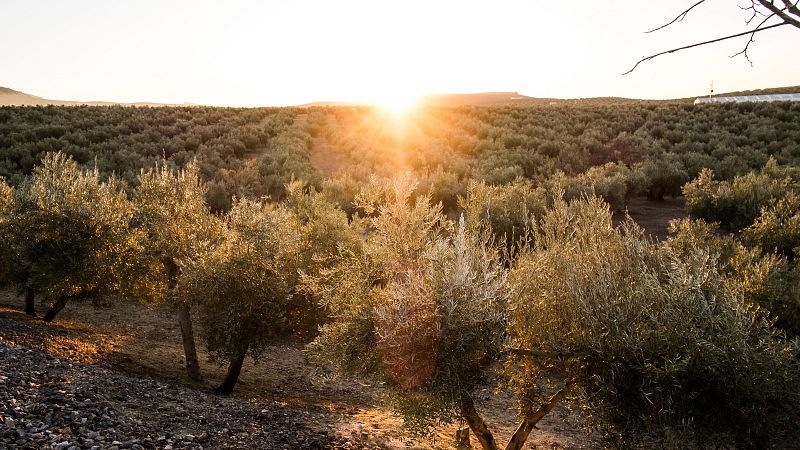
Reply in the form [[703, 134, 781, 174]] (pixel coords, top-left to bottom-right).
[[1, 100, 800, 449]]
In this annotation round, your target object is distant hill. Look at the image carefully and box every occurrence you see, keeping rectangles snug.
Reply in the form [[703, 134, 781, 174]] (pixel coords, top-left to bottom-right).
[[437, 87, 800, 107], [5, 84, 800, 109], [422, 92, 649, 107], [297, 92, 645, 108], [0, 87, 76, 106], [706, 85, 800, 98], [0, 87, 184, 107], [421, 92, 540, 107], [680, 85, 800, 103], [297, 100, 361, 108]]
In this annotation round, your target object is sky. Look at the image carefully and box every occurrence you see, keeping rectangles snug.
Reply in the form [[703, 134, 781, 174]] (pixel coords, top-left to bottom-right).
[[1, 0, 798, 106]]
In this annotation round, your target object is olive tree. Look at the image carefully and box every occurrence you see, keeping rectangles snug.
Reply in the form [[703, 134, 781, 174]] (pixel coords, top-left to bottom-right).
[[0, 178, 36, 315], [667, 217, 800, 339], [683, 163, 796, 232], [0, 178, 15, 291], [177, 198, 307, 394], [458, 179, 547, 248], [305, 177, 512, 448], [0, 178, 10, 222], [5, 152, 151, 322], [743, 192, 800, 259], [132, 161, 223, 381], [282, 180, 361, 337], [506, 196, 799, 447]]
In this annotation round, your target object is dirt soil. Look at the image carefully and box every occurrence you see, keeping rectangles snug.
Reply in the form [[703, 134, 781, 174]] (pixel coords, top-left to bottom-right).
[[613, 197, 687, 241], [0, 290, 600, 449], [296, 114, 352, 178]]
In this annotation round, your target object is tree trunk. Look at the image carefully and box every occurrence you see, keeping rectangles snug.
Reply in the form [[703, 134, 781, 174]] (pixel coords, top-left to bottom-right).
[[177, 302, 203, 381], [504, 386, 569, 450], [460, 395, 498, 450], [24, 286, 36, 317], [41, 297, 68, 322], [215, 344, 249, 395], [456, 426, 473, 450], [163, 257, 203, 382]]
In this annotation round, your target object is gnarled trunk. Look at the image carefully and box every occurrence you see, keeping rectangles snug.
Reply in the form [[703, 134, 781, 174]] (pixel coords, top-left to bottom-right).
[[24, 286, 36, 317], [41, 297, 68, 322], [215, 344, 249, 395], [163, 257, 203, 382], [458, 384, 569, 450], [460, 394, 498, 450], [177, 302, 202, 381], [504, 386, 569, 450]]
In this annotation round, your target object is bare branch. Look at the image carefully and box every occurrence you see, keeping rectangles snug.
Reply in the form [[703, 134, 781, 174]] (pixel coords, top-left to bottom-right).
[[646, 0, 707, 33], [779, 0, 800, 18], [730, 12, 778, 65], [758, 0, 800, 27], [623, 22, 787, 75], [740, 0, 766, 26]]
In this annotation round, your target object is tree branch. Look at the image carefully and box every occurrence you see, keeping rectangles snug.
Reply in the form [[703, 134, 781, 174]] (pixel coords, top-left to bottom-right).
[[784, 0, 800, 17], [730, 12, 778, 65], [758, 0, 800, 27], [740, 0, 767, 26], [779, 0, 800, 19], [504, 385, 570, 450], [460, 394, 499, 450], [646, 1, 707, 33], [506, 348, 577, 359], [622, 22, 787, 74]]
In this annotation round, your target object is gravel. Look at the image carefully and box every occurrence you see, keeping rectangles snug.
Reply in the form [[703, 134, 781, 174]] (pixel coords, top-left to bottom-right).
[[0, 343, 379, 449]]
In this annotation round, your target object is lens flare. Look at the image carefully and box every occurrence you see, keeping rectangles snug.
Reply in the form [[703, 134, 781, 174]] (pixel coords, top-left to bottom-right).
[[371, 91, 422, 118]]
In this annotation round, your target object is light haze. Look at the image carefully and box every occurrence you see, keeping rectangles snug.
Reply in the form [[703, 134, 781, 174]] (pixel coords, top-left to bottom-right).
[[1, 0, 798, 106]]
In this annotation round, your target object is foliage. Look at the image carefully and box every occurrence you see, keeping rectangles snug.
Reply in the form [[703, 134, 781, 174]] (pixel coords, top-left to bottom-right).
[[2, 100, 800, 443], [545, 162, 646, 212], [0, 178, 14, 285], [306, 178, 509, 434], [251, 118, 320, 200], [683, 159, 799, 231], [743, 192, 800, 259], [178, 198, 306, 366], [0, 178, 11, 215], [0, 105, 308, 213], [3, 101, 800, 215], [640, 154, 688, 200], [282, 181, 360, 338], [320, 174, 362, 216], [5, 152, 151, 310], [132, 160, 223, 297], [459, 178, 547, 246], [312, 101, 800, 211], [666, 218, 800, 339], [506, 197, 800, 447]]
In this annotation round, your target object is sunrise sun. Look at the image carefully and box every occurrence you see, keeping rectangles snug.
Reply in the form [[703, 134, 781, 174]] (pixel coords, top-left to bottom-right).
[[371, 91, 423, 117]]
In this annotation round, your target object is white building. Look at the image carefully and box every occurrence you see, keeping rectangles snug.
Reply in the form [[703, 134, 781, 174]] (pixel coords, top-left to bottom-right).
[[694, 93, 800, 105]]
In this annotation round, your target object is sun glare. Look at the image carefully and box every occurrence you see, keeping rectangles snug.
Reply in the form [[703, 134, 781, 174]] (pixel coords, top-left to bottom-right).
[[372, 92, 422, 118]]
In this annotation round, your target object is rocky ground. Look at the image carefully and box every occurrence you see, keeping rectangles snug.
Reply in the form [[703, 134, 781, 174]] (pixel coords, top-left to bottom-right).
[[0, 342, 377, 449], [0, 291, 600, 450]]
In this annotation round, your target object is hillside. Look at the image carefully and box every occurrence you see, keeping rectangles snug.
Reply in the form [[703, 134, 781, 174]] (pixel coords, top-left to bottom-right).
[[298, 92, 647, 108], [0, 87, 76, 106], [6, 85, 800, 108], [712, 85, 800, 97], [0, 87, 182, 107]]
